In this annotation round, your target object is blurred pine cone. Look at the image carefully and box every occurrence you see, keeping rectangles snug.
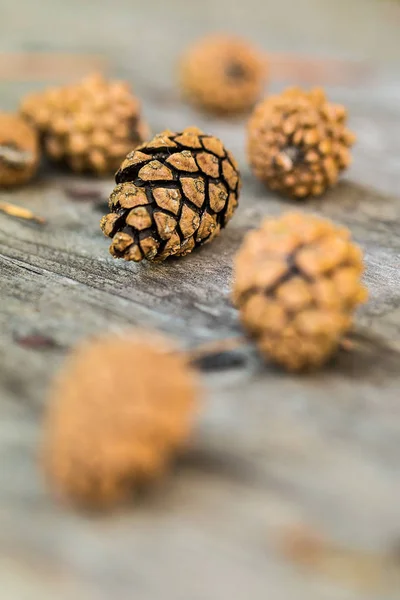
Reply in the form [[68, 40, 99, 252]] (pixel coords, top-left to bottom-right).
[[247, 87, 356, 198], [44, 331, 200, 508], [233, 212, 367, 371], [101, 126, 240, 262], [0, 112, 39, 187], [20, 74, 149, 175], [180, 35, 266, 115]]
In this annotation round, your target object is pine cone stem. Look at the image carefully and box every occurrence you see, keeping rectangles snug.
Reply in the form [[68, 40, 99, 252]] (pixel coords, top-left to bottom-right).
[[185, 336, 247, 365]]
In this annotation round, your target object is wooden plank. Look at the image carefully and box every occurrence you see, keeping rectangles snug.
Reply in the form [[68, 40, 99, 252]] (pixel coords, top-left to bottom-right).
[[1, 1, 400, 598]]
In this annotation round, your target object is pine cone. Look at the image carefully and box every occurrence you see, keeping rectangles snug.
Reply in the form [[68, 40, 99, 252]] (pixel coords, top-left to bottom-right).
[[180, 35, 266, 114], [0, 112, 39, 187], [20, 73, 149, 175], [100, 126, 240, 262], [44, 331, 199, 508], [247, 87, 356, 198], [233, 212, 367, 371]]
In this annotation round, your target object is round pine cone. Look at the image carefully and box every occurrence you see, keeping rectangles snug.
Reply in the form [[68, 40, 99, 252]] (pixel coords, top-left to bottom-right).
[[233, 212, 367, 371], [20, 73, 149, 175], [100, 126, 240, 262], [180, 35, 266, 115], [44, 331, 199, 508], [247, 87, 356, 198], [0, 112, 39, 187]]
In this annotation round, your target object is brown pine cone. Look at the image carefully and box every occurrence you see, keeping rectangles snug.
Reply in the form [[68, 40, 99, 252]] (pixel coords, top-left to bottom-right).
[[247, 87, 356, 198], [0, 112, 39, 187], [100, 126, 240, 262], [233, 212, 367, 371], [43, 331, 199, 508], [20, 73, 149, 175], [180, 35, 266, 115]]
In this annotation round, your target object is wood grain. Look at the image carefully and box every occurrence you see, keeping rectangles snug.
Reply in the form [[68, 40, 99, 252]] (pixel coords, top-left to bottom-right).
[[1, 1, 400, 599]]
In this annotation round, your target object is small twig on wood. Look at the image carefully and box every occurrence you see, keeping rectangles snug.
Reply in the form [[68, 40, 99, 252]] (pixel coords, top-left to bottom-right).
[[184, 336, 247, 371], [0, 201, 46, 224], [186, 336, 246, 362], [14, 334, 61, 350], [185, 327, 400, 372]]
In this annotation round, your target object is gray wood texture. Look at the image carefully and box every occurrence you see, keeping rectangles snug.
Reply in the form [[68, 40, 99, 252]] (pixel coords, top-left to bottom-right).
[[0, 1, 400, 598]]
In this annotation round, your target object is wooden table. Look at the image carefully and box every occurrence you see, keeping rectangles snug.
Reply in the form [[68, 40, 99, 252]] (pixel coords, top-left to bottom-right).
[[1, 1, 400, 598]]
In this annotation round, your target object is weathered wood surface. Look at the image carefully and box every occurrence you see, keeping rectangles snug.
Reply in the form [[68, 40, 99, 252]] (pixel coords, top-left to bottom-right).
[[1, 1, 400, 599]]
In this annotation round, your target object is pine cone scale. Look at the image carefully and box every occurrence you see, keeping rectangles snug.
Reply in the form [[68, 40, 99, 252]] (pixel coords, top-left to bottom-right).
[[102, 128, 240, 262]]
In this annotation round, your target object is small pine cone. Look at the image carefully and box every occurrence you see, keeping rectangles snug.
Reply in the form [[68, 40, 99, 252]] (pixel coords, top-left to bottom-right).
[[0, 112, 39, 187], [43, 331, 199, 508], [100, 126, 240, 262], [180, 35, 266, 115], [232, 212, 367, 371], [20, 73, 149, 175], [247, 87, 356, 198]]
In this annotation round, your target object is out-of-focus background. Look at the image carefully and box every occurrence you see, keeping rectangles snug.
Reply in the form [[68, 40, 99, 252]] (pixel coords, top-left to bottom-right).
[[1, 1, 400, 599], [1, 0, 400, 195], [1, 0, 400, 63]]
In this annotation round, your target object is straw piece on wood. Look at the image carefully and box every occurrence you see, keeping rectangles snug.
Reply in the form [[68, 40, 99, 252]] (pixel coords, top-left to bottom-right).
[[0, 201, 46, 224]]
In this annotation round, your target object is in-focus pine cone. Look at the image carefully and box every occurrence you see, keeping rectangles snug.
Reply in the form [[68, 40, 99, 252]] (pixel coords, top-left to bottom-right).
[[0, 112, 39, 187], [44, 331, 199, 508], [20, 73, 149, 175], [247, 87, 356, 198], [100, 126, 240, 262], [233, 212, 367, 371], [180, 35, 266, 115]]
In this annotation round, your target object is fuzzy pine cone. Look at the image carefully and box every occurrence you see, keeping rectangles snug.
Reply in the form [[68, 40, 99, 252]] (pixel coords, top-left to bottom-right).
[[180, 35, 266, 115], [233, 212, 367, 371], [20, 74, 149, 175], [100, 127, 240, 262], [0, 112, 39, 187], [44, 331, 199, 508], [247, 87, 356, 199]]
